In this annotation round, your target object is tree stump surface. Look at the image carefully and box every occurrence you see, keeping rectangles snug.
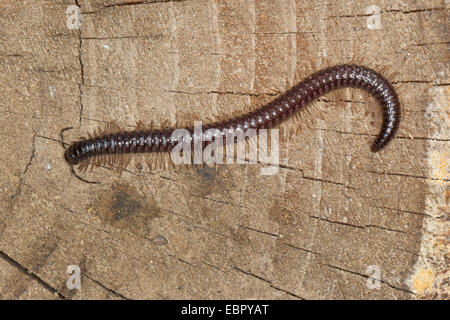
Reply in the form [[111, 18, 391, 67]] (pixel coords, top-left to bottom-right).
[[0, 0, 448, 299]]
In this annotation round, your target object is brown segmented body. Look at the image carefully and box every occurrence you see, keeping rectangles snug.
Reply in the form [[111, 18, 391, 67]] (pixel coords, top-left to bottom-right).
[[64, 64, 400, 166]]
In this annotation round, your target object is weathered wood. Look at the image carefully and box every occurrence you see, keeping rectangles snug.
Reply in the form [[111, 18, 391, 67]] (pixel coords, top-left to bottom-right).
[[0, 0, 448, 299]]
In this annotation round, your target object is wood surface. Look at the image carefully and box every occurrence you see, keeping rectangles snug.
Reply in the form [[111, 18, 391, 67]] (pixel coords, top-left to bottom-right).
[[0, 0, 448, 299]]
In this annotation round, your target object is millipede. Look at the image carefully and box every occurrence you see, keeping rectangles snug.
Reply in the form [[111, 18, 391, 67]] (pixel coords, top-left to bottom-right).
[[63, 64, 400, 179]]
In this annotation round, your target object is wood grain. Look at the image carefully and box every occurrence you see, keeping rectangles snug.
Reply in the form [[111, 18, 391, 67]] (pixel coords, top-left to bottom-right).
[[0, 0, 448, 299]]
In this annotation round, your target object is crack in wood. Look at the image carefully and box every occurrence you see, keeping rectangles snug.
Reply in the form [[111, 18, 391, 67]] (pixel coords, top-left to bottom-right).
[[322, 263, 415, 295], [82, 272, 130, 299], [231, 265, 306, 299], [0, 250, 66, 299], [104, 0, 192, 8]]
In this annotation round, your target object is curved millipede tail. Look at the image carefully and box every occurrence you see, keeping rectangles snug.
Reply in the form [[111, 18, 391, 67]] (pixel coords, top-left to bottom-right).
[[64, 64, 400, 166]]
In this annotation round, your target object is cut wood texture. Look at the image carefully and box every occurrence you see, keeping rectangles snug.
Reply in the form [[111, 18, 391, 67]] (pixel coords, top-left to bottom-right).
[[0, 0, 448, 299]]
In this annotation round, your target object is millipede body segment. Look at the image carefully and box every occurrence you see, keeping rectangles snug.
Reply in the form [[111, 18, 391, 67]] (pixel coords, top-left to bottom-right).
[[64, 64, 400, 166]]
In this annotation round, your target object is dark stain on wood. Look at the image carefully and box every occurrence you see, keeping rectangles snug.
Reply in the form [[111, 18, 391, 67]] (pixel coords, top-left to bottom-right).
[[92, 182, 162, 233], [112, 190, 143, 220]]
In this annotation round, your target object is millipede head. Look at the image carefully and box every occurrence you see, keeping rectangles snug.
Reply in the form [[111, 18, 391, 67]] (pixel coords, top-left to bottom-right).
[[64, 145, 81, 165]]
